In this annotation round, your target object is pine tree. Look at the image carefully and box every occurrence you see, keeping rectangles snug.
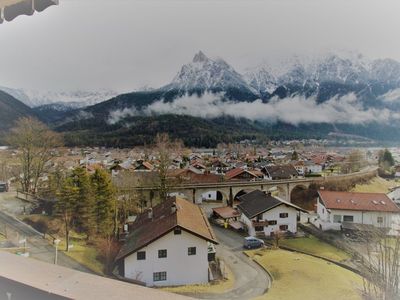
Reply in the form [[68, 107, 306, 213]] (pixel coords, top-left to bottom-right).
[[56, 176, 79, 251], [91, 168, 116, 237], [379, 149, 395, 170], [70, 167, 96, 239], [291, 151, 299, 161]]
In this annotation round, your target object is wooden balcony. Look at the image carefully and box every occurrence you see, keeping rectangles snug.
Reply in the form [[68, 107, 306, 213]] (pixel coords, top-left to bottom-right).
[[252, 220, 269, 227]]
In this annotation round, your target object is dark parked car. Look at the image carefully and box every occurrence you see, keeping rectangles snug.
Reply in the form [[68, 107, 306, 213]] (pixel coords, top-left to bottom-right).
[[243, 236, 265, 249], [0, 182, 8, 193]]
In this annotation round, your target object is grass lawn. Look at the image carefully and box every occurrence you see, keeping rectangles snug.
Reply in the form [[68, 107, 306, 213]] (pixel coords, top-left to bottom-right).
[[161, 264, 234, 295], [248, 249, 363, 300], [351, 177, 398, 193], [58, 232, 104, 275], [280, 236, 350, 262]]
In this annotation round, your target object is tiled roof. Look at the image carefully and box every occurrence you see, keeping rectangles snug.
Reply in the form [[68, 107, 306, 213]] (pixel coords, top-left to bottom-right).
[[212, 207, 241, 219], [116, 197, 217, 260], [318, 190, 400, 213], [264, 165, 298, 179], [225, 168, 257, 180], [237, 190, 306, 218]]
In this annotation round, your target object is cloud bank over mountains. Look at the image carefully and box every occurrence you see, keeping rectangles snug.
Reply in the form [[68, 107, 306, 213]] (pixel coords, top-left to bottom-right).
[[107, 92, 399, 126]]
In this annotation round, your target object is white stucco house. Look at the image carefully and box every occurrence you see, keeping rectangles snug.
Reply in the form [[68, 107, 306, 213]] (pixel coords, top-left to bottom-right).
[[116, 197, 218, 287], [304, 161, 323, 174], [316, 190, 400, 233], [237, 190, 307, 237]]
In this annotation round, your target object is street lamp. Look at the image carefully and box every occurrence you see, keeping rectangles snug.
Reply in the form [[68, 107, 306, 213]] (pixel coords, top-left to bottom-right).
[[54, 239, 61, 265]]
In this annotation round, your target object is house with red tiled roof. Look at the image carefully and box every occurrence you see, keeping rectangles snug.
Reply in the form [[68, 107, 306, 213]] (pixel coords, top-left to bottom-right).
[[316, 190, 400, 232], [133, 160, 154, 172], [116, 197, 218, 287], [225, 168, 259, 181]]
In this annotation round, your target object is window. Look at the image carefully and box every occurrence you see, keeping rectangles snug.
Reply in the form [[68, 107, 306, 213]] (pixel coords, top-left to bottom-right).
[[188, 247, 197, 255], [268, 220, 277, 225], [377, 216, 384, 224], [333, 215, 342, 223], [137, 251, 146, 260], [158, 249, 167, 258], [279, 225, 288, 231], [255, 225, 264, 232], [153, 272, 167, 282], [279, 213, 288, 218], [174, 228, 181, 235], [343, 215, 354, 222]]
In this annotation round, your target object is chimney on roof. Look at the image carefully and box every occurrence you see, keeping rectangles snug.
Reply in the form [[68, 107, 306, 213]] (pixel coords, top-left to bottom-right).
[[264, 190, 272, 196], [148, 208, 153, 220]]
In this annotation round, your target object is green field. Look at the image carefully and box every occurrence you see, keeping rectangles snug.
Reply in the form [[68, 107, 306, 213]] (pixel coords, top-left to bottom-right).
[[248, 249, 363, 300], [351, 177, 398, 193], [280, 236, 350, 262]]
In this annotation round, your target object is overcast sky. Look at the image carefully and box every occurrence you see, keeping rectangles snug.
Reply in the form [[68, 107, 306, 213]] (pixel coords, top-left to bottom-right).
[[1, 0, 400, 93]]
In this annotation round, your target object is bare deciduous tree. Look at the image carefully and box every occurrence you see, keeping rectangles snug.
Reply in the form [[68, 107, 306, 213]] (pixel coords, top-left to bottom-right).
[[359, 226, 400, 300], [154, 133, 183, 202], [97, 236, 121, 275], [7, 117, 63, 193]]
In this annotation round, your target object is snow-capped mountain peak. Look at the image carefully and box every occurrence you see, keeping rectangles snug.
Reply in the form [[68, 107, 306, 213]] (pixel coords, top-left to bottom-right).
[[192, 51, 208, 63], [244, 66, 277, 95], [0, 87, 118, 108], [162, 51, 256, 95]]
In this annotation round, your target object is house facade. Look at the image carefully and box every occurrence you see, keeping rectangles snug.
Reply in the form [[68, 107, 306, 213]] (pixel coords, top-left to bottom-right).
[[123, 230, 209, 286], [116, 197, 218, 287], [237, 190, 306, 237], [316, 190, 400, 232]]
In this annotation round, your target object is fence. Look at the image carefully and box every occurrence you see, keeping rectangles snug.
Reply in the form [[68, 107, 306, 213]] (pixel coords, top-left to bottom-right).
[[0, 222, 29, 251]]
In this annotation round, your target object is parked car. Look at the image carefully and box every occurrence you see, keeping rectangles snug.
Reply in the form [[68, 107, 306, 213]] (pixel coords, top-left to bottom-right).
[[243, 236, 264, 249], [0, 182, 8, 193]]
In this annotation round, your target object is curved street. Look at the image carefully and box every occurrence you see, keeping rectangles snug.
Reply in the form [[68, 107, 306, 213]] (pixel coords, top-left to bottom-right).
[[196, 225, 270, 300], [0, 191, 92, 274]]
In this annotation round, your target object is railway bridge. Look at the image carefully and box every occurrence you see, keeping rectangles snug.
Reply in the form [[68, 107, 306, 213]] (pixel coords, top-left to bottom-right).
[[122, 168, 378, 205]]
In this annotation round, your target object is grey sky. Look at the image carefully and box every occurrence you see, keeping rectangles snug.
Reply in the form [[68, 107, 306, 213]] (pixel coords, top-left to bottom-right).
[[1, 0, 400, 92]]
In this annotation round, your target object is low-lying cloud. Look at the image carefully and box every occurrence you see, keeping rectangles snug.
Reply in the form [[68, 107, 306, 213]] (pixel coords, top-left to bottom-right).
[[380, 88, 400, 103], [107, 92, 400, 125], [108, 107, 139, 125]]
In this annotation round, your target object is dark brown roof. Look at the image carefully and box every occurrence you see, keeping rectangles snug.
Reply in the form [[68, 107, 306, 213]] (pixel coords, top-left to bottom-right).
[[264, 165, 298, 179], [318, 190, 400, 213], [237, 190, 307, 218], [116, 197, 218, 260]]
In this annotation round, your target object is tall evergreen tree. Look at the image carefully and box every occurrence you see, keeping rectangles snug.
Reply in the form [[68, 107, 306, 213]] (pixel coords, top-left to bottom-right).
[[56, 176, 79, 251], [291, 151, 299, 161], [70, 167, 96, 239], [379, 149, 395, 170], [91, 168, 116, 237]]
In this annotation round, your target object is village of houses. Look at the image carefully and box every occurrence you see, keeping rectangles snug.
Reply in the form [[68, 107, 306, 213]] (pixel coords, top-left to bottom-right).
[[1, 142, 400, 300]]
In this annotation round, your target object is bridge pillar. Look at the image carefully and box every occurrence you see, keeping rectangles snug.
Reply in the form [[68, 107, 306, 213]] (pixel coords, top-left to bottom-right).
[[192, 188, 196, 204], [229, 187, 233, 207], [286, 183, 290, 202]]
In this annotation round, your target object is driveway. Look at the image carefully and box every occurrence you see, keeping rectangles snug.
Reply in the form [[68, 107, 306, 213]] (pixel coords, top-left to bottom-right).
[[0, 191, 92, 273], [196, 225, 270, 300]]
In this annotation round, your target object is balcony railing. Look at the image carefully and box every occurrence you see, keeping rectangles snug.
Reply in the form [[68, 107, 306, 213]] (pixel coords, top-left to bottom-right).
[[252, 220, 269, 227]]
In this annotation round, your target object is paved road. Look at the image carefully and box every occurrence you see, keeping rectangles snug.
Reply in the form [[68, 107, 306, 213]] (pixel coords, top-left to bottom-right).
[[195, 225, 270, 300], [0, 192, 92, 273]]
